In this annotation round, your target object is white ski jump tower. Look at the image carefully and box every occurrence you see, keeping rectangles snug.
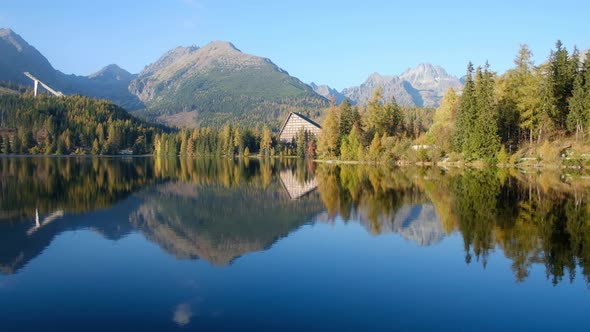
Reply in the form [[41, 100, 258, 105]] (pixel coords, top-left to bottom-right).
[[23, 72, 65, 97]]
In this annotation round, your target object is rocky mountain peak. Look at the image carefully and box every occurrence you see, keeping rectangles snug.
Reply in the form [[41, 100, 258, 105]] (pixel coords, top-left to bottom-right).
[[310, 82, 345, 104], [88, 64, 134, 81], [0, 28, 27, 52], [201, 40, 240, 52], [400, 63, 453, 86]]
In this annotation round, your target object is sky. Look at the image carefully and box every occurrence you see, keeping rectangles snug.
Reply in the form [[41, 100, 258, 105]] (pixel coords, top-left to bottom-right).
[[1, 0, 588, 90]]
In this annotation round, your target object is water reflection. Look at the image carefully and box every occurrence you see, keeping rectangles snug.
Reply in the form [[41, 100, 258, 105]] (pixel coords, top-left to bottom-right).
[[1, 157, 590, 286]]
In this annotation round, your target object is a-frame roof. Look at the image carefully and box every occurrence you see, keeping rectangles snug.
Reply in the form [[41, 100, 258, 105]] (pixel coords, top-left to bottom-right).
[[278, 112, 322, 138]]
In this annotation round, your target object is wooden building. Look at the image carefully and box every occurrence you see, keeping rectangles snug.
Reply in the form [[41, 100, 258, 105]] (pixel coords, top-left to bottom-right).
[[278, 112, 322, 143]]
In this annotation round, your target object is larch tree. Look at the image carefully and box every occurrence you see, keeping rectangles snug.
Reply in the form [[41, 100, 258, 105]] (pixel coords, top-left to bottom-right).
[[317, 103, 340, 157], [260, 127, 272, 156], [427, 87, 459, 154]]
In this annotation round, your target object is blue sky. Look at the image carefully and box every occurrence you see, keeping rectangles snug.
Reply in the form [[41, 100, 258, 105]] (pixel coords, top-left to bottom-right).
[[1, 0, 588, 90]]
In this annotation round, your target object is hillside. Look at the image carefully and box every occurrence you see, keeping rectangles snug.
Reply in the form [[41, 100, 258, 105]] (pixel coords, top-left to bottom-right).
[[0, 93, 159, 154], [0, 28, 143, 110], [129, 41, 328, 128]]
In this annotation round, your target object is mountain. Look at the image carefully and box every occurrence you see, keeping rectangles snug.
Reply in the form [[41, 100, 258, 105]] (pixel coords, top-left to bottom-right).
[[128, 41, 328, 128], [0, 28, 61, 88], [0, 28, 143, 110], [399, 64, 463, 107], [310, 82, 345, 104], [342, 73, 419, 106], [341, 64, 463, 108]]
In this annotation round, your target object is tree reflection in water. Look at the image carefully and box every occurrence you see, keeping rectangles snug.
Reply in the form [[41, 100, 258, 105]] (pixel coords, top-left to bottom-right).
[[1, 156, 590, 285]]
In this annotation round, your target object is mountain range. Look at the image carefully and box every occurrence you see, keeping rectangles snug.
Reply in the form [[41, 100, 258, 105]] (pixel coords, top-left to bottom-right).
[[313, 63, 463, 108], [1, 28, 463, 128]]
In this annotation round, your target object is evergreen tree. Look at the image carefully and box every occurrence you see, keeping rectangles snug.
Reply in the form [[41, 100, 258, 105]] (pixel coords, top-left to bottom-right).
[[5, 135, 12, 154], [296, 129, 306, 158], [340, 124, 363, 161], [454, 62, 476, 152], [462, 64, 501, 159], [363, 88, 400, 138], [567, 73, 586, 140], [339, 99, 358, 140], [13, 132, 22, 154], [549, 40, 575, 130]]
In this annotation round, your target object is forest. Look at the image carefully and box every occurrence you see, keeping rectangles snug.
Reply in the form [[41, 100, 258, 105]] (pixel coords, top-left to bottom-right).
[[0, 93, 161, 155], [316, 41, 590, 165], [1, 40, 590, 164]]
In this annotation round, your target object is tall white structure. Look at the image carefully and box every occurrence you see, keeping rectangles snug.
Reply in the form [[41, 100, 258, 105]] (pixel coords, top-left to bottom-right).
[[23, 72, 65, 97]]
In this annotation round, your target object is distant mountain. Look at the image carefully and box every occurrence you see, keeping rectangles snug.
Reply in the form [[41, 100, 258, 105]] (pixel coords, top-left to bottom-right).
[[342, 73, 419, 106], [341, 64, 463, 107], [129, 41, 328, 128], [0, 28, 143, 110], [399, 64, 463, 107], [310, 82, 345, 104], [1, 27, 461, 126], [0, 28, 61, 88]]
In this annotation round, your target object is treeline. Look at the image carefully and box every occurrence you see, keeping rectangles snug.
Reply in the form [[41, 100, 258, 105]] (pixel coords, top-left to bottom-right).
[[433, 41, 590, 161], [154, 124, 315, 157], [0, 93, 161, 155], [316, 41, 590, 163], [0, 91, 314, 157], [316, 92, 434, 161]]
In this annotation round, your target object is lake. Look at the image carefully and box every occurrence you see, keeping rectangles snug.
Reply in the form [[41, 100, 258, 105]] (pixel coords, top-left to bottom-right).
[[1, 156, 589, 331]]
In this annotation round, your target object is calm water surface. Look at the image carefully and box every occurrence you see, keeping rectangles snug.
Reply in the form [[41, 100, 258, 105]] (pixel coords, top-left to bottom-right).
[[1, 157, 590, 331]]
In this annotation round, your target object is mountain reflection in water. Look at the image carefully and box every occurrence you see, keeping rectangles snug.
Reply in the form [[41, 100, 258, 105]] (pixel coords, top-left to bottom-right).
[[1, 156, 590, 286]]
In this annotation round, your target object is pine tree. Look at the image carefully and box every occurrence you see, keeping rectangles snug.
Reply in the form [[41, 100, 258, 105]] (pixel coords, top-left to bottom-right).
[[296, 129, 306, 158], [5, 135, 12, 154], [363, 88, 399, 137], [454, 63, 476, 152], [538, 65, 557, 142], [567, 73, 586, 140], [549, 40, 575, 130], [340, 125, 362, 161], [13, 131, 22, 154], [462, 64, 500, 159], [339, 99, 358, 140]]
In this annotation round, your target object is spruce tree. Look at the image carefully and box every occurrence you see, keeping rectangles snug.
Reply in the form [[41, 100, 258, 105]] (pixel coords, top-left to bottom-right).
[[567, 73, 586, 140], [339, 99, 358, 142], [454, 62, 476, 152], [549, 40, 575, 130]]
